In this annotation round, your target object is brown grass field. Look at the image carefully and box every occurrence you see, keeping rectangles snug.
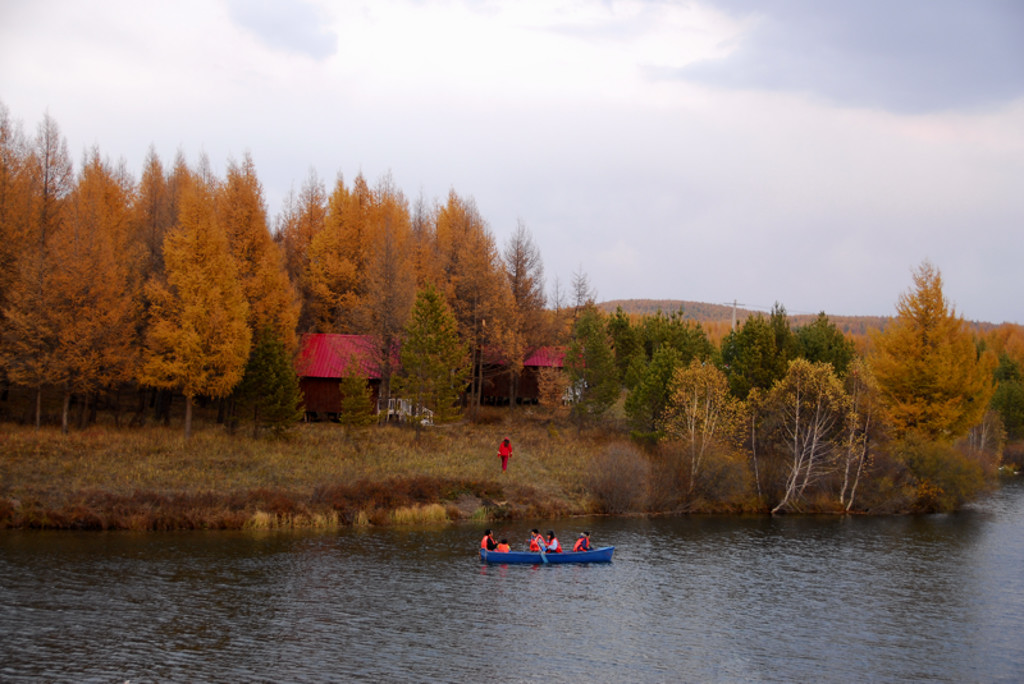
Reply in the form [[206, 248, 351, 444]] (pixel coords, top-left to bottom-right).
[[0, 408, 638, 530]]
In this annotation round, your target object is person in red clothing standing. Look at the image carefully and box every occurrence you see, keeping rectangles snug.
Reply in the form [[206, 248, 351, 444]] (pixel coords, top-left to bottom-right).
[[497, 437, 513, 472]]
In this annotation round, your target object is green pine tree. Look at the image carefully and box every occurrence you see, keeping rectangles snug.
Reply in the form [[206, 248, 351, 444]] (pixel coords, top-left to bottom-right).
[[394, 283, 469, 431], [236, 329, 304, 438]]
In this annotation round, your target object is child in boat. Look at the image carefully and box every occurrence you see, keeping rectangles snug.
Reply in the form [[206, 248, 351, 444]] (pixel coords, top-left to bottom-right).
[[528, 528, 544, 551], [544, 530, 562, 553], [573, 531, 591, 552], [481, 529, 497, 551], [496, 539, 511, 552]]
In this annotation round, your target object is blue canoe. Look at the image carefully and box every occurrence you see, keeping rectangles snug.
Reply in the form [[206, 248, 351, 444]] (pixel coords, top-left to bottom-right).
[[480, 546, 614, 564]]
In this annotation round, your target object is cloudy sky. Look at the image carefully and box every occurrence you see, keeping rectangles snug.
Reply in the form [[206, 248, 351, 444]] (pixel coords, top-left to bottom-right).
[[2, 0, 1022, 323]]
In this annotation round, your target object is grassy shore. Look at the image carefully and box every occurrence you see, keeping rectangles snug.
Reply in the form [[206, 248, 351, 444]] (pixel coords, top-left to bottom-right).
[[0, 410, 634, 530]]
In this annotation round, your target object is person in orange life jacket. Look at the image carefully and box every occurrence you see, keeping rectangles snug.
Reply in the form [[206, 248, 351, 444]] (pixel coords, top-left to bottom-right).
[[573, 531, 591, 552], [481, 529, 497, 551], [544, 530, 562, 553], [528, 528, 544, 552], [497, 437, 512, 472], [496, 539, 511, 552]]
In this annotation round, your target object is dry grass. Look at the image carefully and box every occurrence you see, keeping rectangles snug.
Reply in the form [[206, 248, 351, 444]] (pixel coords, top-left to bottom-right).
[[0, 410, 627, 530]]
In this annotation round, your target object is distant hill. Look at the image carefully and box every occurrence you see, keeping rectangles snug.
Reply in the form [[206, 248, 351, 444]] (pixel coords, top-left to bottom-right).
[[598, 299, 892, 336]]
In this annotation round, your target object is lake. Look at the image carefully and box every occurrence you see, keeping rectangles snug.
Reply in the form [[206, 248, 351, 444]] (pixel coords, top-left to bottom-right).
[[2, 479, 1023, 682]]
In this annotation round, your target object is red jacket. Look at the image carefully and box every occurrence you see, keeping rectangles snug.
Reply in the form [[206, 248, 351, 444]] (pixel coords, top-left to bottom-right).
[[573, 537, 591, 552]]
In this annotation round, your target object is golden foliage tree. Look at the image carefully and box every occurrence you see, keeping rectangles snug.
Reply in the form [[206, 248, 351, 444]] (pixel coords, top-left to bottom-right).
[[47, 149, 140, 431], [503, 219, 547, 406], [140, 168, 251, 440], [355, 174, 415, 404], [0, 113, 74, 426], [217, 153, 299, 353], [278, 169, 327, 331], [871, 261, 996, 442], [434, 190, 516, 414], [0, 103, 32, 318], [767, 358, 851, 514], [306, 173, 369, 332], [662, 359, 744, 493]]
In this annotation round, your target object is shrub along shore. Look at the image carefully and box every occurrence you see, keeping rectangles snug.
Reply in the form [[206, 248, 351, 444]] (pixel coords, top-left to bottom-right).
[[0, 411, 1012, 531]]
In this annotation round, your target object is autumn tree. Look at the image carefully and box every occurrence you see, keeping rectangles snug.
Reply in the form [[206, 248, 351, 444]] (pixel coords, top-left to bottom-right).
[[0, 102, 32, 320], [871, 261, 996, 442], [355, 174, 415, 409], [394, 283, 469, 433], [434, 190, 515, 415], [662, 359, 744, 493], [0, 113, 74, 426], [47, 149, 140, 431], [218, 153, 299, 350], [306, 173, 368, 332], [766, 358, 851, 514], [839, 358, 884, 511], [277, 169, 327, 331], [503, 219, 547, 407], [140, 168, 251, 440]]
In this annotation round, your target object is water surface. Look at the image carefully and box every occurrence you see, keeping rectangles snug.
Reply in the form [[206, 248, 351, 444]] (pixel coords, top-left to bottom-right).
[[2, 480, 1023, 682]]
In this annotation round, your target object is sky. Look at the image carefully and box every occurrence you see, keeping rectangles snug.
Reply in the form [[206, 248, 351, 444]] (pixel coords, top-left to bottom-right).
[[1, 0, 1022, 323]]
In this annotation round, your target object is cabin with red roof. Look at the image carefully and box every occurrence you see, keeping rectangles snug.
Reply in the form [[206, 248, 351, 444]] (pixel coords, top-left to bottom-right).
[[295, 334, 566, 419], [294, 334, 382, 420], [479, 346, 565, 406]]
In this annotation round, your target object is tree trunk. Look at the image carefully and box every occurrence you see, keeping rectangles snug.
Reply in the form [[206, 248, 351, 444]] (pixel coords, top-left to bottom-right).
[[61, 389, 71, 434], [184, 395, 193, 441]]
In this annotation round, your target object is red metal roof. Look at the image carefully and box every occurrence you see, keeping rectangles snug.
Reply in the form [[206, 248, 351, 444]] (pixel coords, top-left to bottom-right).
[[295, 334, 381, 379], [523, 346, 565, 368], [296, 336, 565, 378]]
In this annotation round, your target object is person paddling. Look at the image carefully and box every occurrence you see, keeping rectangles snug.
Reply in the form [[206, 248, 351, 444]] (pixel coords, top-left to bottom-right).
[[528, 528, 544, 552]]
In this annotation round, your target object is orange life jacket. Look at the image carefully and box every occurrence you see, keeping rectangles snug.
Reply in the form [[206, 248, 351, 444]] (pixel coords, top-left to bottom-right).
[[573, 537, 591, 552], [496, 543, 510, 552], [481, 534, 496, 550], [529, 534, 543, 552], [547, 537, 562, 553]]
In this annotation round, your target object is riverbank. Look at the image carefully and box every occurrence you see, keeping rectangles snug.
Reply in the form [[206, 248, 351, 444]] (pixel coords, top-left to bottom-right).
[[0, 415, 661, 530]]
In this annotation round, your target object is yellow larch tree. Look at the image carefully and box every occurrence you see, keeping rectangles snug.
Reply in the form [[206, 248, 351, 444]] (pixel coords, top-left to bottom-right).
[[47, 148, 141, 431], [434, 189, 516, 413], [217, 153, 299, 352], [0, 113, 74, 426], [356, 173, 415, 408], [305, 173, 371, 332], [871, 261, 996, 442], [140, 167, 251, 440], [277, 169, 327, 332]]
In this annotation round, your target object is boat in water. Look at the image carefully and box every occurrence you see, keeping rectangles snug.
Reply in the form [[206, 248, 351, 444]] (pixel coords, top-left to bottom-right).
[[479, 546, 615, 564]]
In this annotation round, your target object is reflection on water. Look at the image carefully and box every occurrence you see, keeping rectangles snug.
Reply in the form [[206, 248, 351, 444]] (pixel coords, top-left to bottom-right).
[[2, 480, 1023, 682]]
